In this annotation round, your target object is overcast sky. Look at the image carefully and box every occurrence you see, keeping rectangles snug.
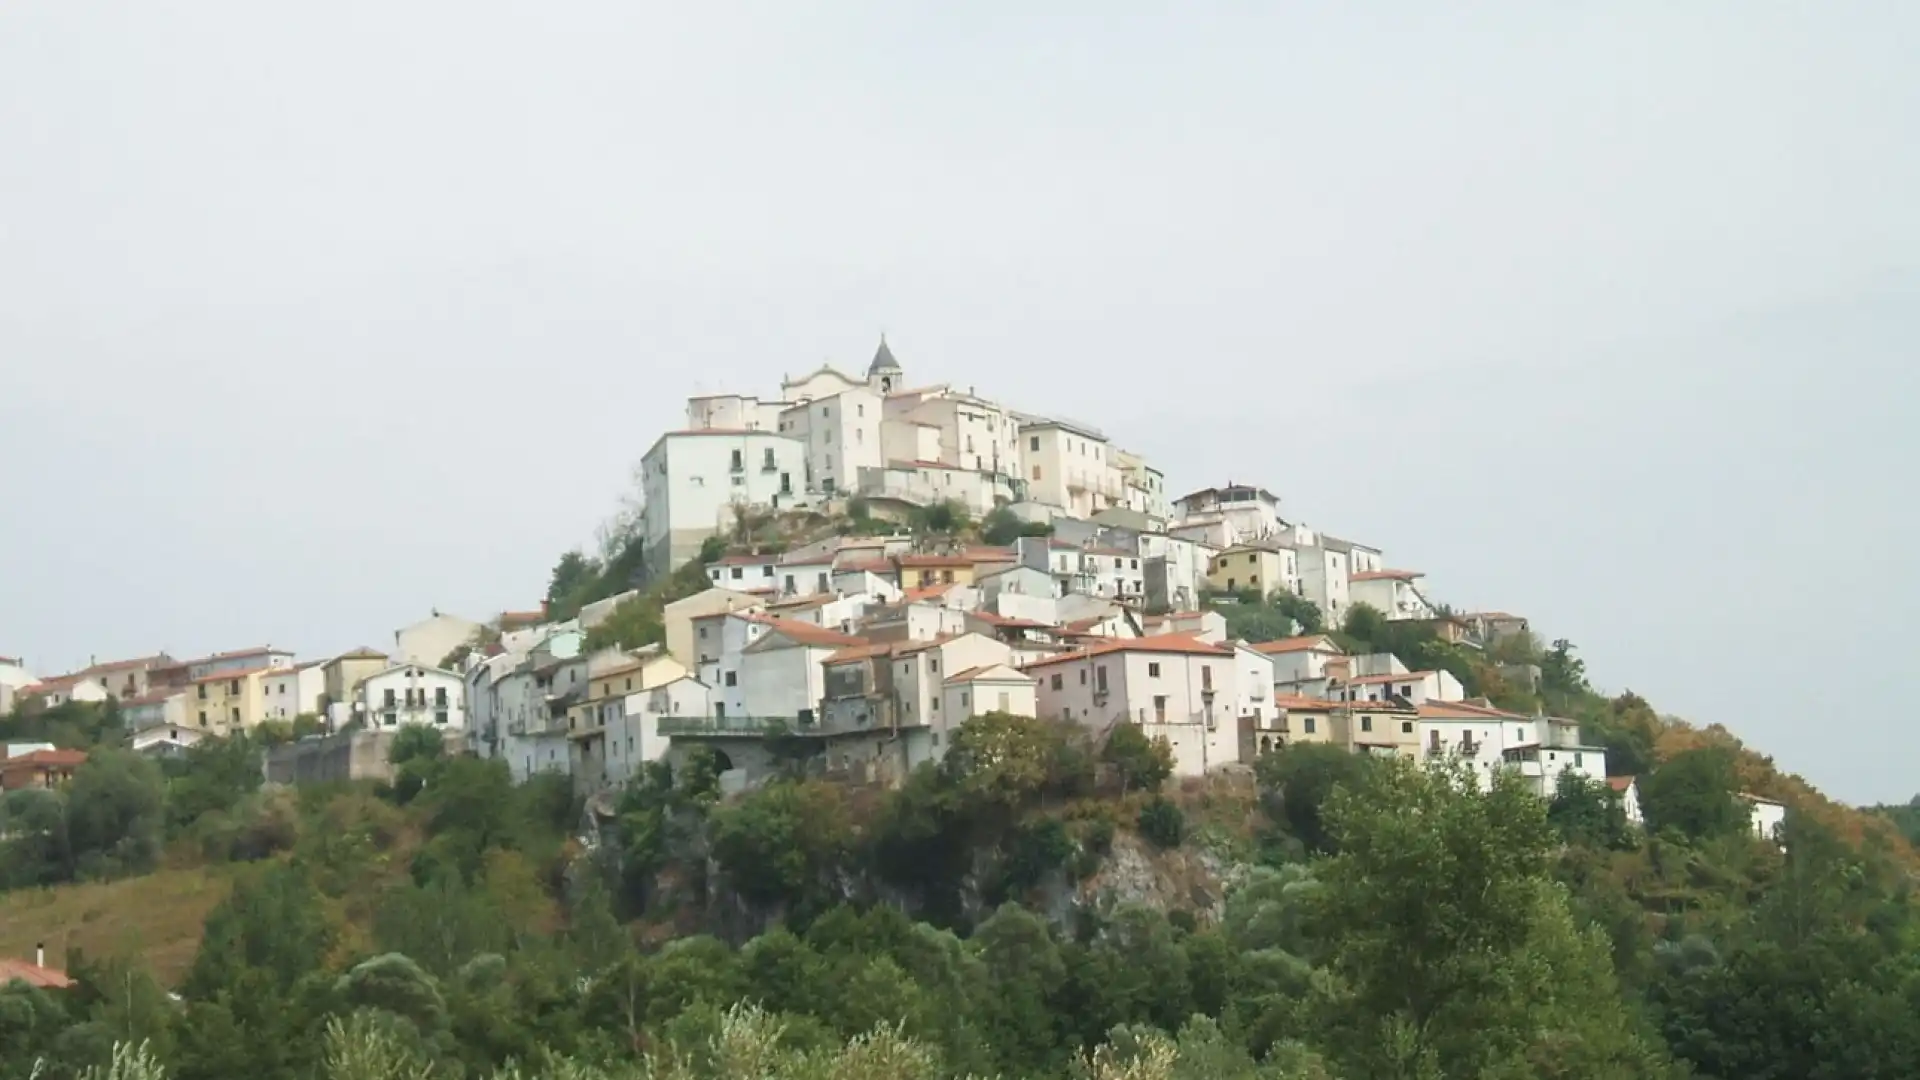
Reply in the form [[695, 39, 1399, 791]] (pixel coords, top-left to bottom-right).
[[2, 4, 1915, 801]]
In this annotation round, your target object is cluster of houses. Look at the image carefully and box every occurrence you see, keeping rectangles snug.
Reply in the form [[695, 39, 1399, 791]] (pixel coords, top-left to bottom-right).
[[1, 338, 1786, 838]]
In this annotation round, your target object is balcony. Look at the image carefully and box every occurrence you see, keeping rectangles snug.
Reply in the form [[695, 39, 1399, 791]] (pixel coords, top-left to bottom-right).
[[658, 712, 913, 738]]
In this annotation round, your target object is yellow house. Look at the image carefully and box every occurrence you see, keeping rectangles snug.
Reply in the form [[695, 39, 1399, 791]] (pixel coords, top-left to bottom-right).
[[894, 553, 981, 590], [1206, 545, 1296, 598], [188, 666, 271, 734]]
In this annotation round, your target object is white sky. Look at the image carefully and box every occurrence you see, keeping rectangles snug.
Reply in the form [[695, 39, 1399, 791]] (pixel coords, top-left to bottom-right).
[[2, 3, 1915, 800]]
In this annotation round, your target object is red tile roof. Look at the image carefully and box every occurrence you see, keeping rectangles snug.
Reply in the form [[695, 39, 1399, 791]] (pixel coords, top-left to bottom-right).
[[0, 958, 73, 989], [79, 653, 173, 674], [744, 615, 866, 649], [1020, 633, 1233, 671], [1272, 694, 1336, 711], [712, 553, 780, 566], [946, 664, 1033, 684], [1250, 635, 1342, 655], [1418, 701, 1522, 720], [189, 665, 274, 685], [823, 635, 960, 665], [1344, 670, 1437, 685]]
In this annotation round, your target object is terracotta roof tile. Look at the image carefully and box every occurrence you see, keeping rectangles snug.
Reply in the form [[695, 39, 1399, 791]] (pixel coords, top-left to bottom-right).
[[0, 959, 73, 989], [946, 664, 1034, 685], [1020, 633, 1233, 671], [1351, 569, 1423, 582], [1250, 635, 1342, 655], [744, 615, 866, 649], [189, 665, 274, 685]]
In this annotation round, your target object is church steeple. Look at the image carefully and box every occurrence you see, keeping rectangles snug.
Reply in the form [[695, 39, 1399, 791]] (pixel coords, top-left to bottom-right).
[[866, 333, 903, 393]]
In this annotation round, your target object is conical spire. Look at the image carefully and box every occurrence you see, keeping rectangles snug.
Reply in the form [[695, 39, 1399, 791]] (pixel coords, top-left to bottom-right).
[[867, 333, 901, 375]]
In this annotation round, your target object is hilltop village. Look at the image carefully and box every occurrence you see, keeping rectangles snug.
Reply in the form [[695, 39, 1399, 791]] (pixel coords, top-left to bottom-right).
[[0, 338, 1785, 839]]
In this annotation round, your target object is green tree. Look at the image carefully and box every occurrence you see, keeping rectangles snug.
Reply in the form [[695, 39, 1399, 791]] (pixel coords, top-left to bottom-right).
[[64, 749, 167, 880], [1103, 724, 1173, 793], [1255, 743, 1375, 855], [545, 549, 603, 618], [709, 780, 854, 912], [1639, 745, 1749, 842], [1306, 759, 1669, 1079], [1545, 770, 1632, 850]]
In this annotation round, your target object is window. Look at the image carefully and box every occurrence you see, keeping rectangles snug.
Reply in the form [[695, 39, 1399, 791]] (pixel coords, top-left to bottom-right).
[[1303, 716, 1317, 734], [724, 672, 737, 686], [1154, 695, 1167, 721], [1050, 673, 1063, 691], [1148, 662, 1161, 677]]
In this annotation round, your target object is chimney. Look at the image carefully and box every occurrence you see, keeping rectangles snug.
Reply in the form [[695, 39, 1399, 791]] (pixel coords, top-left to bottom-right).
[[35, 943, 44, 968]]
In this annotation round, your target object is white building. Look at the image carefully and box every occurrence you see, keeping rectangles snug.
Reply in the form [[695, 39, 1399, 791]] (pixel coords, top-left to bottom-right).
[[1417, 700, 1607, 796], [857, 461, 1018, 516], [394, 612, 485, 668], [1018, 417, 1125, 518], [1337, 661, 1466, 707], [778, 385, 882, 497], [883, 384, 1024, 481], [1113, 449, 1169, 522], [1742, 793, 1788, 843], [0, 657, 35, 714], [1025, 635, 1246, 777], [357, 664, 467, 733], [942, 664, 1039, 723], [262, 662, 326, 722], [604, 675, 711, 787], [639, 429, 808, 579], [1348, 569, 1437, 622], [1138, 532, 1212, 612], [1252, 634, 1348, 686], [120, 689, 189, 732], [130, 723, 207, 758], [686, 393, 788, 433], [1172, 485, 1285, 546], [736, 618, 868, 724], [707, 553, 783, 594]]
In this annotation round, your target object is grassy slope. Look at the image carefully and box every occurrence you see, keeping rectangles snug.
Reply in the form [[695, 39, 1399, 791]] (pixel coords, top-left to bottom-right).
[[0, 867, 232, 985]]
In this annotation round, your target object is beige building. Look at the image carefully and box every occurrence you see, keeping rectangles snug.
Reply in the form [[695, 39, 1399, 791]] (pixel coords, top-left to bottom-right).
[[321, 648, 391, 727], [662, 588, 764, 667]]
